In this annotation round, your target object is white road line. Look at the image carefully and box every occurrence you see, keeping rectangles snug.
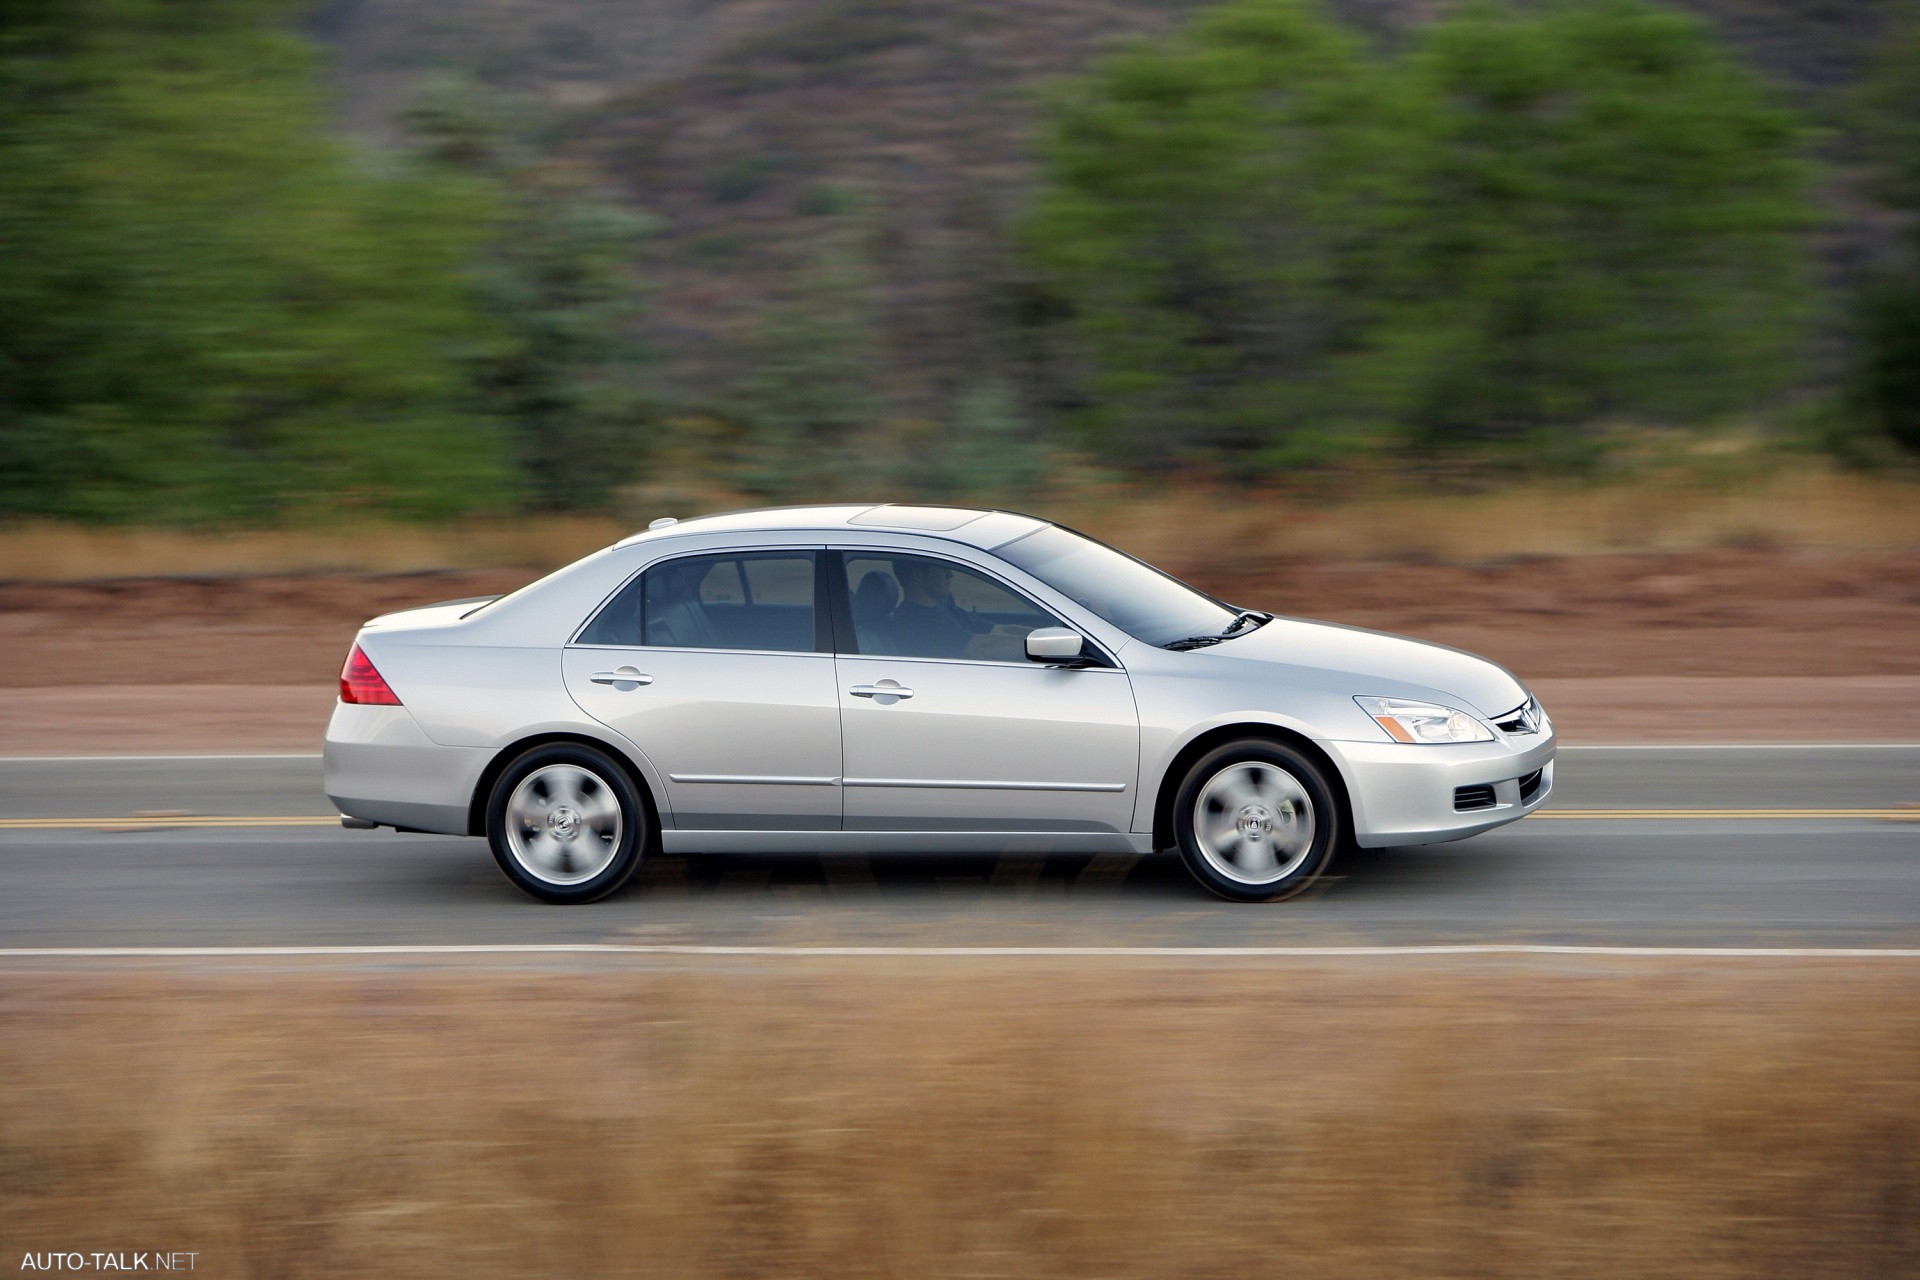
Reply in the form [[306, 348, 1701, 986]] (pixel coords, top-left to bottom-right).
[[1, 944, 1917, 960], [0, 753, 325, 763], [0, 816, 341, 829], [1558, 743, 1920, 751]]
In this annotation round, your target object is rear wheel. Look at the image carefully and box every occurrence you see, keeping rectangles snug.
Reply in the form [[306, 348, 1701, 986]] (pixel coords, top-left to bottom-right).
[[486, 743, 648, 904], [1173, 740, 1339, 902]]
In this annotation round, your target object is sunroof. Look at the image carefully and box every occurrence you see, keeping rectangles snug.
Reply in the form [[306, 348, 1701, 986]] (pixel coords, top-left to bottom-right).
[[847, 505, 987, 531]]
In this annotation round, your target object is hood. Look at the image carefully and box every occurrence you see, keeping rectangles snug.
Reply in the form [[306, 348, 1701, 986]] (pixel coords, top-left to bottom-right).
[[1207, 616, 1528, 718]]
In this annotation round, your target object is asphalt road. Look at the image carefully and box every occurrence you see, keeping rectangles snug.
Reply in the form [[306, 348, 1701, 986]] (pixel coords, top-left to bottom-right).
[[0, 747, 1914, 949]]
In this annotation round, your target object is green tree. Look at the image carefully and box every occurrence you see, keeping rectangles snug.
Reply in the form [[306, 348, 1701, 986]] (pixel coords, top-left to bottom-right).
[[1383, 0, 1815, 445], [729, 223, 887, 499], [1852, 0, 1920, 455], [1025, 0, 1408, 468], [0, 0, 510, 522], [1024, 0, 1818, 469], [408, 82, 656, 510], [1856, 284, 1920, 454], [1858, 0, 1920, 215], [946, 380, 1045, 503]]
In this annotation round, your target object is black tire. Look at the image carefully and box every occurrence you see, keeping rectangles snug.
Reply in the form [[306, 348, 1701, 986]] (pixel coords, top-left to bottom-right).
[[485, 742, 650, 904], [1172, 739, 1340, 903]]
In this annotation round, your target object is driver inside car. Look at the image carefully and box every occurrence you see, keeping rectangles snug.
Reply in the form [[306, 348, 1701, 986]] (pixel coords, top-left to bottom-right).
[[888, 559, 991, 658]]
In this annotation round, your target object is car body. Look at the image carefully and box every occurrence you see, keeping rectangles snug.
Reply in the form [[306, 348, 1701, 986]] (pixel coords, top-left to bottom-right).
[[325, 504, 1555, 902]]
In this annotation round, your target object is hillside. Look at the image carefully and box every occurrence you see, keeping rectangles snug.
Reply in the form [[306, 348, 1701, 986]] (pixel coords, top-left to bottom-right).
[[314, 0, 1899, 427]]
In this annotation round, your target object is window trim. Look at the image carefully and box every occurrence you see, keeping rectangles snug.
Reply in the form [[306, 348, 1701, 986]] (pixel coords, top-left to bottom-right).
[[568, 545, 832, 655], [824, 547, 1119, 669]]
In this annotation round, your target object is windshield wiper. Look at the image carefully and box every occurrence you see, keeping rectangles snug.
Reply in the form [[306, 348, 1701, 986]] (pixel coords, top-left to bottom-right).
[[1164, 610, 1272, 651]]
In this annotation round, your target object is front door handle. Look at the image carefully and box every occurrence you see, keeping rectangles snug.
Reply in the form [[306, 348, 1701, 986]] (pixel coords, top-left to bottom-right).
[[590, 668, 653, 687], [849, 682, 913, 701]]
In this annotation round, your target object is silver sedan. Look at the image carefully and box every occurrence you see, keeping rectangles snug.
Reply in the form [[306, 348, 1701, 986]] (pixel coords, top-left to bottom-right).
[[326, 504, 1554, 903]]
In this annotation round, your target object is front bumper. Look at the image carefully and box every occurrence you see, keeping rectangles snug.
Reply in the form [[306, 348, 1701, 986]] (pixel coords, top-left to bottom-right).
[[1328, 725, 1556, 849]]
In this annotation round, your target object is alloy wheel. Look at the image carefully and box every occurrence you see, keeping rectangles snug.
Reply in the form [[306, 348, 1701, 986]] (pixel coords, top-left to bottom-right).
[[1190, 760, 1317, 886], [503, 763, 625, 886]]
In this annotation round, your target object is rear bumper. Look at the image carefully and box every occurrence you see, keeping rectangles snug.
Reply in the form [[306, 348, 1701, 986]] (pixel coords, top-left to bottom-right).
[[1328, 728, 1556, 849], [323, 702, 488, 835]]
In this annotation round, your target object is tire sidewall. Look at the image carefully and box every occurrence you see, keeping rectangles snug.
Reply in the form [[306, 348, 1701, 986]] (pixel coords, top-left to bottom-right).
[[487, 743, 649, 904], [1174, 739, 1339, 903]]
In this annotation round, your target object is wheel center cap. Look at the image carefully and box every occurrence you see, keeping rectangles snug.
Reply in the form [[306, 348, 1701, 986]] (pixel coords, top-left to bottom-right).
[[547, 805, 582, 841], [1236, 804, 1273, 841]]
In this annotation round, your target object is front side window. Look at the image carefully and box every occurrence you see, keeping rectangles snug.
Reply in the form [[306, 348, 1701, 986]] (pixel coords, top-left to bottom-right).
[[842, 553, 1064, 662], [995, 525, 1234, 647], [578, 551, 818, 652]]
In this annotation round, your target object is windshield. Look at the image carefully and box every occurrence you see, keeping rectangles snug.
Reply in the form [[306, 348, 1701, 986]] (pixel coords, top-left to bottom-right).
[[996, 525, 1237, 647]]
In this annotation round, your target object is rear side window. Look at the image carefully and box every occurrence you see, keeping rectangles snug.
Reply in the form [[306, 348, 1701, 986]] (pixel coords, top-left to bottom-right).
[[577, 552, 820, 652]]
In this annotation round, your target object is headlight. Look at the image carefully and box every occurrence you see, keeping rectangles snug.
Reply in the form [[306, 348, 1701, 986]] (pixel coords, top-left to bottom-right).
[[1355, 696, 1494, 744]]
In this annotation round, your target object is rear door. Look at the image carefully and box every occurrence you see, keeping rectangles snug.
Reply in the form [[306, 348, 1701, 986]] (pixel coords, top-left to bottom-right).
[[564, 548, 842, 831], [831, 549, 1139, 836]]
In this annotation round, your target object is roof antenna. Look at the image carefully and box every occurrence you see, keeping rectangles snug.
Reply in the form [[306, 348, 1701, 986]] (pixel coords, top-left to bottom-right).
[[648, 517, 679, 530]]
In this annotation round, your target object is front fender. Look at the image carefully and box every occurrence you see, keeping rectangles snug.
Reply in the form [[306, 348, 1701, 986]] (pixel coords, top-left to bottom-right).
[[1129, 708, 1358, 836]]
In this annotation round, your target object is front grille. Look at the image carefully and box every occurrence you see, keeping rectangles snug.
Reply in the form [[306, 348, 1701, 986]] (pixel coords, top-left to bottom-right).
[[1516, 768, 1545, 803], [1493, 698, 1541, 735], [1454, 784, 1498, 812]]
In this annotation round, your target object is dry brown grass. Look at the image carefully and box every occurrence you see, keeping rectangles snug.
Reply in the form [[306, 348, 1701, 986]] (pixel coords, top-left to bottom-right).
[[3, 467, 1917, 582], [1058, 466, 1920, 572], [0, 515, 629, 582], [2, 956, 1916, 1278]]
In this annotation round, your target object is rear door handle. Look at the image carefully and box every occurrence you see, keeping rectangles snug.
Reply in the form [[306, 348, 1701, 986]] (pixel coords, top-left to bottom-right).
[[590, 668, 653, 687], [849, 682, 913, 700]]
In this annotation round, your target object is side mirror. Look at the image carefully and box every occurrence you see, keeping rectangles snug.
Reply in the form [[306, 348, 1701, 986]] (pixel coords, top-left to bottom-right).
[[1026, 627, 1088, 664]]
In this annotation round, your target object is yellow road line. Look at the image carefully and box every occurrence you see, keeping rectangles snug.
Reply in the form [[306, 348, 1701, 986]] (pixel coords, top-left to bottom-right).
[[1533, 809, 1916, 821], [0, 809, 1913, 831]]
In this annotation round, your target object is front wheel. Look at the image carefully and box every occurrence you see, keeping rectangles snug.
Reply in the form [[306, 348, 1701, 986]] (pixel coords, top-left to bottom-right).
[[1173, 740, 1339, 902], [486, 743, 649, 904]]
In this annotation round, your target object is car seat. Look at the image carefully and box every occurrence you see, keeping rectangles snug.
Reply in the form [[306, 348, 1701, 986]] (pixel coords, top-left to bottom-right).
[[645, 562, 724, 648], [851, 569, 900, 653]]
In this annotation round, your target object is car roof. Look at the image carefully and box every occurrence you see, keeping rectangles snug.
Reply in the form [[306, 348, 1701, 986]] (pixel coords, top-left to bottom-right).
[[612, 504, 1050, 551]]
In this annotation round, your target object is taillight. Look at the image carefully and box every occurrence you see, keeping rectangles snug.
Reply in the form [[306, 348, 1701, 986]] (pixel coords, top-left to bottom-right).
[[339, 644, 402, 705]]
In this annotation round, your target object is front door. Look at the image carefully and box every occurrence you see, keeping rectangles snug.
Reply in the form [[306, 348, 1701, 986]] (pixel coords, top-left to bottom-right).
[[833, 550, 1138, 834], [564, 548, 841, 830]]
